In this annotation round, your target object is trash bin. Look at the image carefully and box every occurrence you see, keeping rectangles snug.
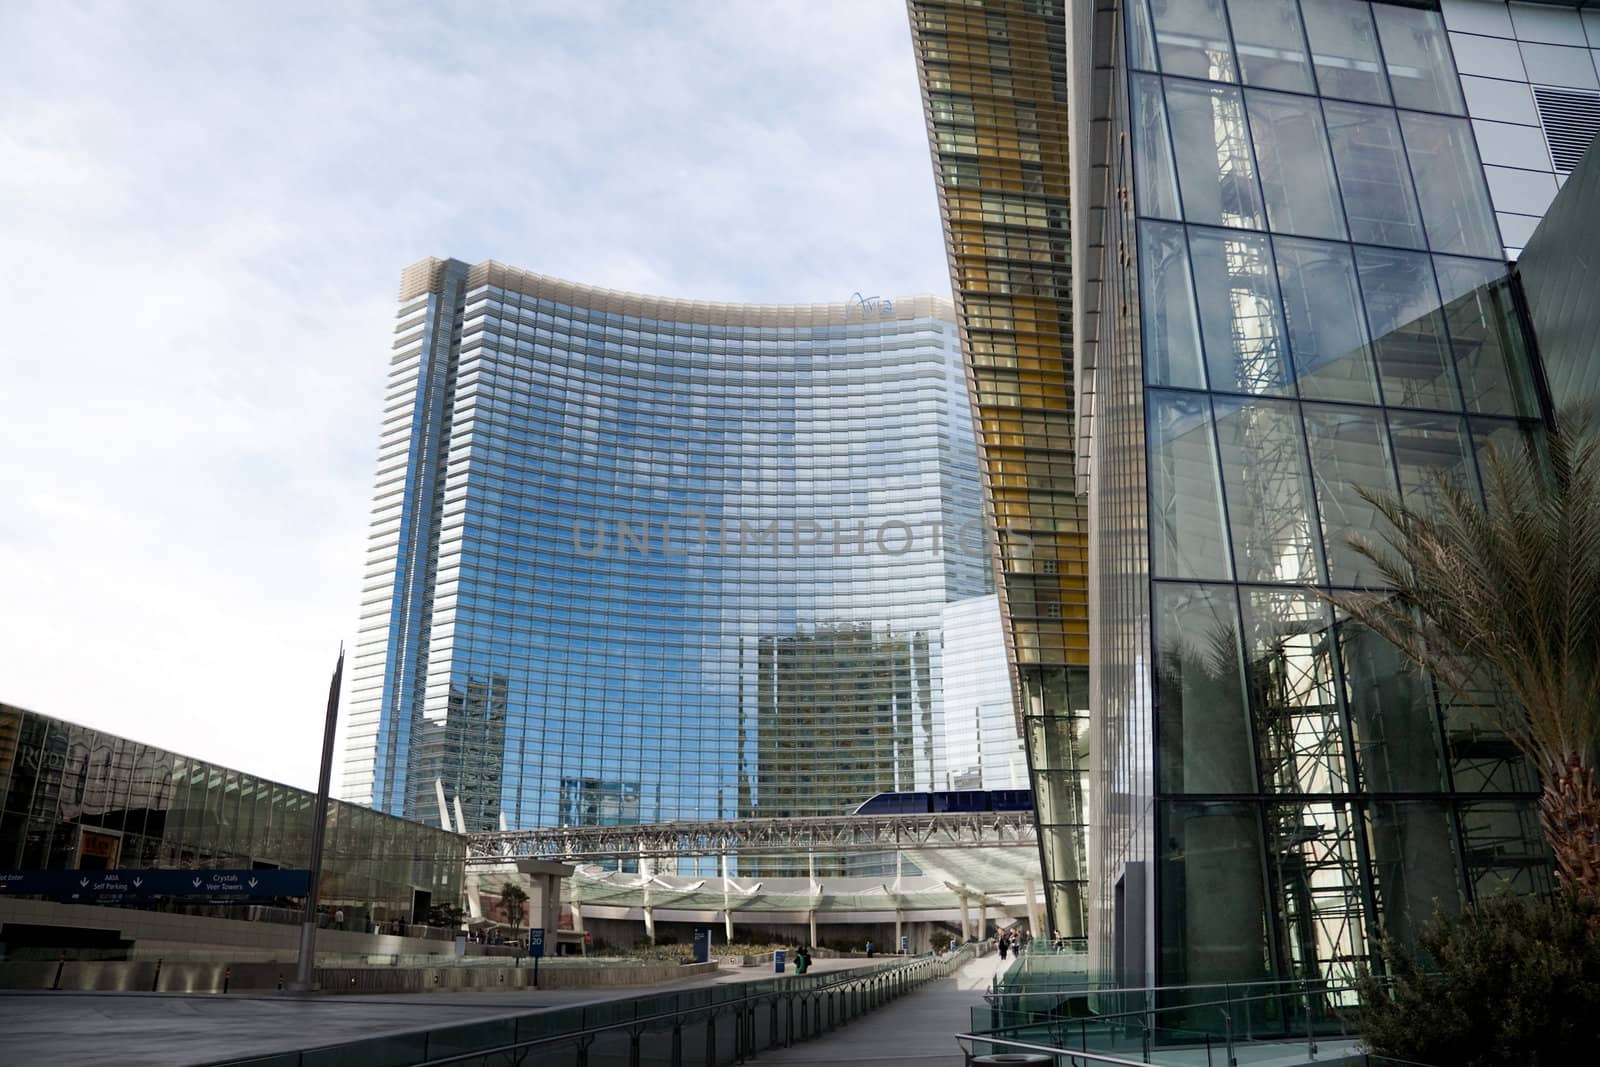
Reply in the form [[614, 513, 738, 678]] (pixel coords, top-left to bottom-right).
[[967, 1056, 1052, 1066]]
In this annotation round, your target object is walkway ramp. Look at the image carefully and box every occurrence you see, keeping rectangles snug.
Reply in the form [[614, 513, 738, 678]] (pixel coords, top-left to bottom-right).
[[750, 951, 1008, 1066]]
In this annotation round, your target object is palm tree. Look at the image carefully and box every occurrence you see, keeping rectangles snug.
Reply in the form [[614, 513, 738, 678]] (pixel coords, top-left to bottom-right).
[[1323, 409, 1600, 905], [500, 881, 529, 943]]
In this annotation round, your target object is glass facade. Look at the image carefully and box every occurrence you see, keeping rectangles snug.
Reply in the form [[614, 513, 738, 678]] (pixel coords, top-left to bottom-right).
[[909, 0, 1093, 940], [0, 704, 462, 920], [1078, 0, 1553, 989], [342, 259, 1016, 851]]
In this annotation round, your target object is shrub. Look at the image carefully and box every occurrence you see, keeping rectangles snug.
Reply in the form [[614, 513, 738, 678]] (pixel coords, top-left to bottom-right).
[[1357, 893, 1600, 1065]]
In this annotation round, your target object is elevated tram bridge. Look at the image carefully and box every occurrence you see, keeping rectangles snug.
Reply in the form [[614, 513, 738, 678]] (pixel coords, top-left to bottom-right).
[[463, 810, 1037, 863], [461, 811, 1048, 945]]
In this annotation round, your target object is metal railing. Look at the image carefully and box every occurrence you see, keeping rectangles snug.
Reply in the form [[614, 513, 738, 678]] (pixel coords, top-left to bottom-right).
[[957, 1033, 1438, 1067], [967, 976, 1384, 1067], [209, 944, 984, 1067]]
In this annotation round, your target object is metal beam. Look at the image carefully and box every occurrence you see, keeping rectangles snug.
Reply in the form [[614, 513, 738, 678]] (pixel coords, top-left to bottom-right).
[[464, 810, 1037, 864]]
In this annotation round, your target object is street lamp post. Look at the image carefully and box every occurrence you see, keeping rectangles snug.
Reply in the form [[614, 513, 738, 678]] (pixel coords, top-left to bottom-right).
[[290, 646, 344, 993]]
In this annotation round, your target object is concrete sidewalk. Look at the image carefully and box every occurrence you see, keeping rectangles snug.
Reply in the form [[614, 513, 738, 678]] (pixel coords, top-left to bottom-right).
[[749, 951, 1006, 1067], [0, 955, 876, 1067]]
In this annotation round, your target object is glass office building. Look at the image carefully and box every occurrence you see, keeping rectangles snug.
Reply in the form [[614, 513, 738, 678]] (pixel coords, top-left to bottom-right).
[[909, 0, 1094, 940], [1066, 0, 1561, 991], [0, 704, 463, 922], [341, 259, 1016, 846]]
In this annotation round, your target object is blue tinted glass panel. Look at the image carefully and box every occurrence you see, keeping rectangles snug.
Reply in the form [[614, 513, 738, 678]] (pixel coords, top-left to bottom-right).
[[1302, 0, 1392, 105], [1355, 247, 1460, 411], [1274, 237, 1378, 404], [1302, 402, 1397, 587], [1434, 257, 1539, 418], [1153, 583, 1255, 793], [1371, 4, 1465, 116], [1324, 101, 1426, 250], [1150, 0, 1238, 82], [1148, 390, 1233, 581], [1132, 74, 1183, 220], [1166, 78, 1267, 230], [1227, 0, 1314, 93], [1398, 112, 1502, 258], [1188, 226, 1291, 395], [1213, 395, 1324, 584], [1140, 221, 1206, 389], [1245, 89, 1346, 240]]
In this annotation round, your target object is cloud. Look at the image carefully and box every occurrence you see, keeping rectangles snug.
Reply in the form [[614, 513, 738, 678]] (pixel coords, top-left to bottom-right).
[[0, 0, 950, 789]]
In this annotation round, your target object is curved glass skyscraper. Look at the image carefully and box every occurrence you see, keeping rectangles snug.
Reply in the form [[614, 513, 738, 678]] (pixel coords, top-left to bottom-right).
[[341, 258, 1009, 835]]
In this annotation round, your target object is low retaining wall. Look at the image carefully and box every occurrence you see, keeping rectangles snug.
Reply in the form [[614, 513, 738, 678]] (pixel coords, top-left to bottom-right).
[[0, 959, 719, 994]]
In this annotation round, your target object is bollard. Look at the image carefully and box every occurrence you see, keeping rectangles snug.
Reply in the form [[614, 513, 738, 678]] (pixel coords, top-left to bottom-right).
[[152, 957, 163, 992], [277, 973, 285, 991], [52, 952, 65, 991], [222, 967, 232, 994]]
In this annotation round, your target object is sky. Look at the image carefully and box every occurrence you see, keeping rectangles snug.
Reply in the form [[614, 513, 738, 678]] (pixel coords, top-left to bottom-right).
[[0, 1, 951, 791]]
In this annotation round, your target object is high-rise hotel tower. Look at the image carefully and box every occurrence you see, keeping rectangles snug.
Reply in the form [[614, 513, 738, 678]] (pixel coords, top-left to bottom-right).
[[340, 259, 1018, 840]]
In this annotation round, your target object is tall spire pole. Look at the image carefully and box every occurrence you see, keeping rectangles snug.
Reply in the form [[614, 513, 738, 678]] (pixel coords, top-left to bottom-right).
[[291, 644, 344, 992]]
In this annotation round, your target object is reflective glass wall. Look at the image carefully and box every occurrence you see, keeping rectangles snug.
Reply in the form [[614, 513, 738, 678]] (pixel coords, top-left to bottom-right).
[[343, 260, 1013, 852], [909, 0, 1093, 939], [1092, 0, 1552, 989], [0, 705, 463, 918]]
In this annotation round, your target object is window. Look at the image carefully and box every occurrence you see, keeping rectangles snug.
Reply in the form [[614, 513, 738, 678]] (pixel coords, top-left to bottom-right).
[[1399, 112, 1501, 258], [1226, 0, 1313, 93], [1324, 100, 1426, 249], [1274, 237, 1378, 403], [1356, 247, 1459, 411], [1245, 89, 1346, 240], [1301, 0, 1390, 105], [1140, 222, 1206, 389], [1166, 79, 1267, 230], [1371, 3, 1464, 115], [1188, 227, 1291, 395], [1147, 391, 1233, 581]]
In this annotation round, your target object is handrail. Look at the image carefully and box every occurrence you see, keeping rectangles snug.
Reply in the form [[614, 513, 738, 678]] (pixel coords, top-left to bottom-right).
[[955, 1032, 1160, 1066], [209, 946, 976, 1066], [403, 950, 969, 1067], [979, 980, 1368, 1028], [985, 974, 1363, 999]]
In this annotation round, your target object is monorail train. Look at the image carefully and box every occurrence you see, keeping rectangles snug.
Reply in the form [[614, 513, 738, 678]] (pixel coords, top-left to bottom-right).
[[850, 789, 1034, 815]]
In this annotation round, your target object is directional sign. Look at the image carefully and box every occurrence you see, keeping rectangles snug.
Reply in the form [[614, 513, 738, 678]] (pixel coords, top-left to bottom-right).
[[0, 869, 310, 903], [528, 927, 545, 958]]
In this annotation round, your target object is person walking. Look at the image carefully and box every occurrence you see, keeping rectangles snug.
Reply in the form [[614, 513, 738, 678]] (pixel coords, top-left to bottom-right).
[[998, 932, 1010, 960]]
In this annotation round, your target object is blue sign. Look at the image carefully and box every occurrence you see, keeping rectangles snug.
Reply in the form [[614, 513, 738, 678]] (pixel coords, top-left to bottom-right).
[[692, 926, 711, 963], [900, 935, 909, 953], [0, 869, 311, 903], [774, 949, 785, 973], [528, 927, 545, 958]]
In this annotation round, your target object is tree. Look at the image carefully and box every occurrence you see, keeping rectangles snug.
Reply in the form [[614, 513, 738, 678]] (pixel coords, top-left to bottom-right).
[[1324, 410, 1600, 904], [500, 881, 529, 940]]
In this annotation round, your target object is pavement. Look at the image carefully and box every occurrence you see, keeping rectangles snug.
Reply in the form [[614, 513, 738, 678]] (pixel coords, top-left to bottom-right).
[[749, 951, 1008, 1067], [0, 955, 870, 1067]]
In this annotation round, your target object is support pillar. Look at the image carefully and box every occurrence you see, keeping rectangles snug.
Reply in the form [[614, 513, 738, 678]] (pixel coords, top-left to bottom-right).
[[643, 905, 656, 944], [895, 909, 904, 953], [570, 901, 584, 934], [1024, 878, 1043, 942], [808, 909, 818, 948], [960, 895, 971, 941], [722, 853, 735, 944]]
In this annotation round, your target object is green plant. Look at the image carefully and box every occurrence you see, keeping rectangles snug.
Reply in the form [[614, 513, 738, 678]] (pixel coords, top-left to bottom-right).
[[1357, 893, 1600, 1064], [929, 929, 954, 952], [1324, 409, 1600, 903]]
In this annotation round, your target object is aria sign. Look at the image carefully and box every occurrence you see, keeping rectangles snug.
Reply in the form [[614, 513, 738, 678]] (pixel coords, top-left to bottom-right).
[[847, 292, 895, 318]]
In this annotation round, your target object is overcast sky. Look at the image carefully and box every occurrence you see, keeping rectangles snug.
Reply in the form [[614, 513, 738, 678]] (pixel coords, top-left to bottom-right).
[[0, 1, 950, 791]]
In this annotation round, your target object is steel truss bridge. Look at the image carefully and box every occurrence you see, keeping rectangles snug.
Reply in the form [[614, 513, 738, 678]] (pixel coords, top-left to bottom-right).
[[464, 811, 1037, 864]]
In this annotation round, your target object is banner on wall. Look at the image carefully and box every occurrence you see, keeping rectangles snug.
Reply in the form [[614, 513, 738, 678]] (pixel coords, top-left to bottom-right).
[[0, 868, 311, 903]]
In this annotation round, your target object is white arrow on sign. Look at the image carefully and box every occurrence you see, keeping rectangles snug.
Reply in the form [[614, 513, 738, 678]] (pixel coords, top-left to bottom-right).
[[192, 877, 203, 888], [133, 878, 143, 888], [79, 878, 89, 888], [247, 878, 258, 888]]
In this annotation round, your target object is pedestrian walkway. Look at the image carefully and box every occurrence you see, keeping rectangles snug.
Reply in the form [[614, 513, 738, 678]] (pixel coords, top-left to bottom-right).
[[750, 950, 1007, 1067]]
